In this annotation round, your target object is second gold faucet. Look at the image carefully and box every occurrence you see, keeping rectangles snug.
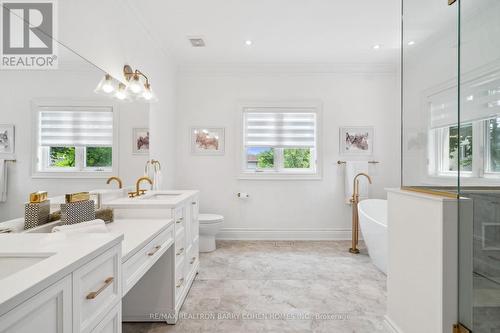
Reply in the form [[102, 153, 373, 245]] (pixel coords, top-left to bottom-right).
[[129, 176, 153, 198]]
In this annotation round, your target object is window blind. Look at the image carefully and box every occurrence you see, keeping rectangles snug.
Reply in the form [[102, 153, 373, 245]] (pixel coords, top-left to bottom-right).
[[429, 71, 500, 128], [39, 107, 113, 147], [244, 110, 316, 148]]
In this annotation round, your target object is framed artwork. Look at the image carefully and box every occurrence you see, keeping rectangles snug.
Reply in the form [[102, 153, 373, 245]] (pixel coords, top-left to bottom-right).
[[191, 127, 225, 155], [133, 128, 149, 154], [340, 126, 374, 156], [0, 124, 15, 155]]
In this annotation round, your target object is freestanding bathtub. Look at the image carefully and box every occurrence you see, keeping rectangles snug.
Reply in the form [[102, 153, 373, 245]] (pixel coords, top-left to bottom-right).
[[358, 199, 388, 274]]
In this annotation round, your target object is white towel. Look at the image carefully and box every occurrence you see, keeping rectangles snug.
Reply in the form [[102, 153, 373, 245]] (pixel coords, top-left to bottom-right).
[[145, 163, 162, 190], [0, 159, 7, 202], [52, 219, 108, 234], [344, 161, 370, 204]]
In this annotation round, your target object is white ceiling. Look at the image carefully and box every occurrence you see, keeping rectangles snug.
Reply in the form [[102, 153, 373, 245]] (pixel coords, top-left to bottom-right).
[[129, 0, 401, 65]]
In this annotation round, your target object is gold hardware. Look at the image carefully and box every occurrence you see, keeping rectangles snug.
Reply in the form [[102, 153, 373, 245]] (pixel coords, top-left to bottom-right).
[[147, 245, 161, 256], [349, 173, 372, 254], [124, 65, 151, 87], [144, 159, 161, 174], [453, 323, 471, 333], [448, 0, 457, 5], [86, 277, 114, 300], [337, 160, 379, 165], [176, 278, 185, 288], [135, 176, 153, 196], [190, 257, 197, 264], [401, 186, 459, 199], [176, 248, 184, 256], [5, 159, 16, 163], [128, 191, 138, 198], [29, 191, 48, 203], [65, 192, 90, 203], [106, 176, 123, 189], [176, 217, 183, 224]]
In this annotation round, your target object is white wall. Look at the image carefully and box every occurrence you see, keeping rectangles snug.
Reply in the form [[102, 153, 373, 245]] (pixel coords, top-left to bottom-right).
[[57, 0, 178, 188], [174, 65, 400, 239], [0, 67, 149, 221]]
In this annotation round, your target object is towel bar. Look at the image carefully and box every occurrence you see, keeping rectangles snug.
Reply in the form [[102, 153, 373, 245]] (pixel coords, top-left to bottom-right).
[[5, 159, 16, 163], [337, 160, 379, 165]]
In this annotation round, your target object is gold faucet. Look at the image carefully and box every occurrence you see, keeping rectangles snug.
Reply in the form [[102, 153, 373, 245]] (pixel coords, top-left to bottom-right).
[[131, 176, 153, 197], [349, 172, 372, 254], [106, 176, 123, 189]]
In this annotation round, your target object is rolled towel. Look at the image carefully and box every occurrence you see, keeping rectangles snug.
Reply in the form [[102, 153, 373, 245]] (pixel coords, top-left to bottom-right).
[[52, 219, 108, 234]]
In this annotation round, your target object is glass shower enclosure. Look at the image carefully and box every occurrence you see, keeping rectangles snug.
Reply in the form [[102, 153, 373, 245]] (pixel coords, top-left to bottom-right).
[[402, 0, 500, 331]]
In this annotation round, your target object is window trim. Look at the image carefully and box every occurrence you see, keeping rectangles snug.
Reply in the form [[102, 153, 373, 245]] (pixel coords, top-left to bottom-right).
[[31, 99, 119, 179], [430, 118, 500, 181], [236, 101, 322, 180]]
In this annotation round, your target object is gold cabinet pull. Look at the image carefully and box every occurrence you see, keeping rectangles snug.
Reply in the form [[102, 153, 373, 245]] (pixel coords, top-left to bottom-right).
[[147, 245, 161, 256], [176, 278, 185, 288], [190, 256, 197, 264], [86, 277, 114, 300], [191, 202, 197, 205], [176, 217, 183, 224], [176, 247, 184, 256]]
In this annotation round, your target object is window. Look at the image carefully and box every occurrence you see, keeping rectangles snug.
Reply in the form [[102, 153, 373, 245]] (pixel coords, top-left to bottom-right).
[[33, 102, 117, 178], [428, 72, 500, 180], [240, 105, 320, 179]]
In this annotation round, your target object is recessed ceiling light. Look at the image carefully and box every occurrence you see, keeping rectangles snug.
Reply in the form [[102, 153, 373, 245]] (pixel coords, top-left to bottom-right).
[[245, 40, 253, 46], [408, 41, 416, 46], [372, 44, 381, 50]]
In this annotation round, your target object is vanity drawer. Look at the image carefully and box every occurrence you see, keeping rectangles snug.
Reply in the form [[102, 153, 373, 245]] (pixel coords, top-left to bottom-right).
[[184, 240, 199, 277], [73, 245, 121, 333], [174, 268, 185, 303], [90, 303, 121, 333], [122, 225, 174, 295], [175, 243, 186, 266]]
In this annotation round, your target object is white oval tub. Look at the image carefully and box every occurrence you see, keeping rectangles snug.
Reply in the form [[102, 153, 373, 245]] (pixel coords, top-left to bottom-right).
[[358, 199, 387, 274]]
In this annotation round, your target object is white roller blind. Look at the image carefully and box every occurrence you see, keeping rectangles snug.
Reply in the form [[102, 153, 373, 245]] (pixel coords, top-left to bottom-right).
[[244, 109, 316, 148], [429, 71, 500, 128], [39, 107, 114, 147]]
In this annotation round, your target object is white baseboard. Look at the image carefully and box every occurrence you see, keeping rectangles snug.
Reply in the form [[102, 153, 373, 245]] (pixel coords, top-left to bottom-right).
[[384, 315, 402, 333], [216, 227, 352, 240]]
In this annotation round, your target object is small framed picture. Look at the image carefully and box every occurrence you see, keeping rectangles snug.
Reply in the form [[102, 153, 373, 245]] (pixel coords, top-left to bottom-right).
[[133, 128, 149, 155], [340, 126, 374, 156], [191, 127, 225, 155], [0, 124, 15, 155]]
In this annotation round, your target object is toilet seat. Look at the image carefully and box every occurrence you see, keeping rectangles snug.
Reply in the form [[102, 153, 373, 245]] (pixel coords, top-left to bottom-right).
[[199, 214, 224, 224]]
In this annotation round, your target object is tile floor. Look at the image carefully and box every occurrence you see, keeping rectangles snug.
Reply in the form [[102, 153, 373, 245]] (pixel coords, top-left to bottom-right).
[[123, 240, 388, 333]]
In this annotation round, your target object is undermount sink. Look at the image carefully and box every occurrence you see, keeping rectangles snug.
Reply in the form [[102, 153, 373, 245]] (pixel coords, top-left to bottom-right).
[[139, 193, 183, 200], [0, 254, 53, 280]]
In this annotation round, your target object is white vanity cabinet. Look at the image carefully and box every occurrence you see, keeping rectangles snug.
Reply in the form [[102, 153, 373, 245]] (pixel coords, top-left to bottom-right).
[[0, 242, 122, 333], [0, 275, 72, 333]]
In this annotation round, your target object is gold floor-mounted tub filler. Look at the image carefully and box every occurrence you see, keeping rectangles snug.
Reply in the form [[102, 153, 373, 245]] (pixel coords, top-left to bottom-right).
[[349, 172, 372, 254]]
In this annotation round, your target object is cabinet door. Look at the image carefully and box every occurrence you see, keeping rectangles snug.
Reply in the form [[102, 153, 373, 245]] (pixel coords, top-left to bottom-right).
[[91, 303, 121, 333], [190, 195, 199, 244], [0, 275, 72, 333]]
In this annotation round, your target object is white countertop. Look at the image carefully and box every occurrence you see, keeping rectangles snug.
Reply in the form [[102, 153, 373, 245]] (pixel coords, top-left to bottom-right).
[[0, 232, 123, 316], [106, 218, 174, 262], [104, 190, 199, 209]]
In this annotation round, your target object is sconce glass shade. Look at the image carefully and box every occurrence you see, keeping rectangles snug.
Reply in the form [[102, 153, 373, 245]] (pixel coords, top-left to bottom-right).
[[94, 74, 116, 95], [114, 83, 132, 102], [140, 83, 159, 102], [126, 74, 144, 95]]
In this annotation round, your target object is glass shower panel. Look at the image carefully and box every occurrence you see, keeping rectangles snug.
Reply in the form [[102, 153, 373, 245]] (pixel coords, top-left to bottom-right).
[[459, 0, 500, 331], [401, 0, 459, 195]]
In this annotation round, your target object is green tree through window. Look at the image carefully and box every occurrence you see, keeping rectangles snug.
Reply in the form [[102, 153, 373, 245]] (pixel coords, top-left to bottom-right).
[[284, 149, 311, 168]]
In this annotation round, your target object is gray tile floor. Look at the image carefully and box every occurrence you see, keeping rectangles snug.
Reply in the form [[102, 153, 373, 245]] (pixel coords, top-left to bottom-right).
[[123, 240, 388, 333]]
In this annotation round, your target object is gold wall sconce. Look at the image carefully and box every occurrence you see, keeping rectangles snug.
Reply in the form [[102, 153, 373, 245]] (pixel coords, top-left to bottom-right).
[[94, 65, 158, 103]]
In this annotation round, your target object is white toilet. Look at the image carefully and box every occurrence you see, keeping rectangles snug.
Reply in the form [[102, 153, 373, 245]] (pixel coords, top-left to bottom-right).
[[198, 214, 224, 252]]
